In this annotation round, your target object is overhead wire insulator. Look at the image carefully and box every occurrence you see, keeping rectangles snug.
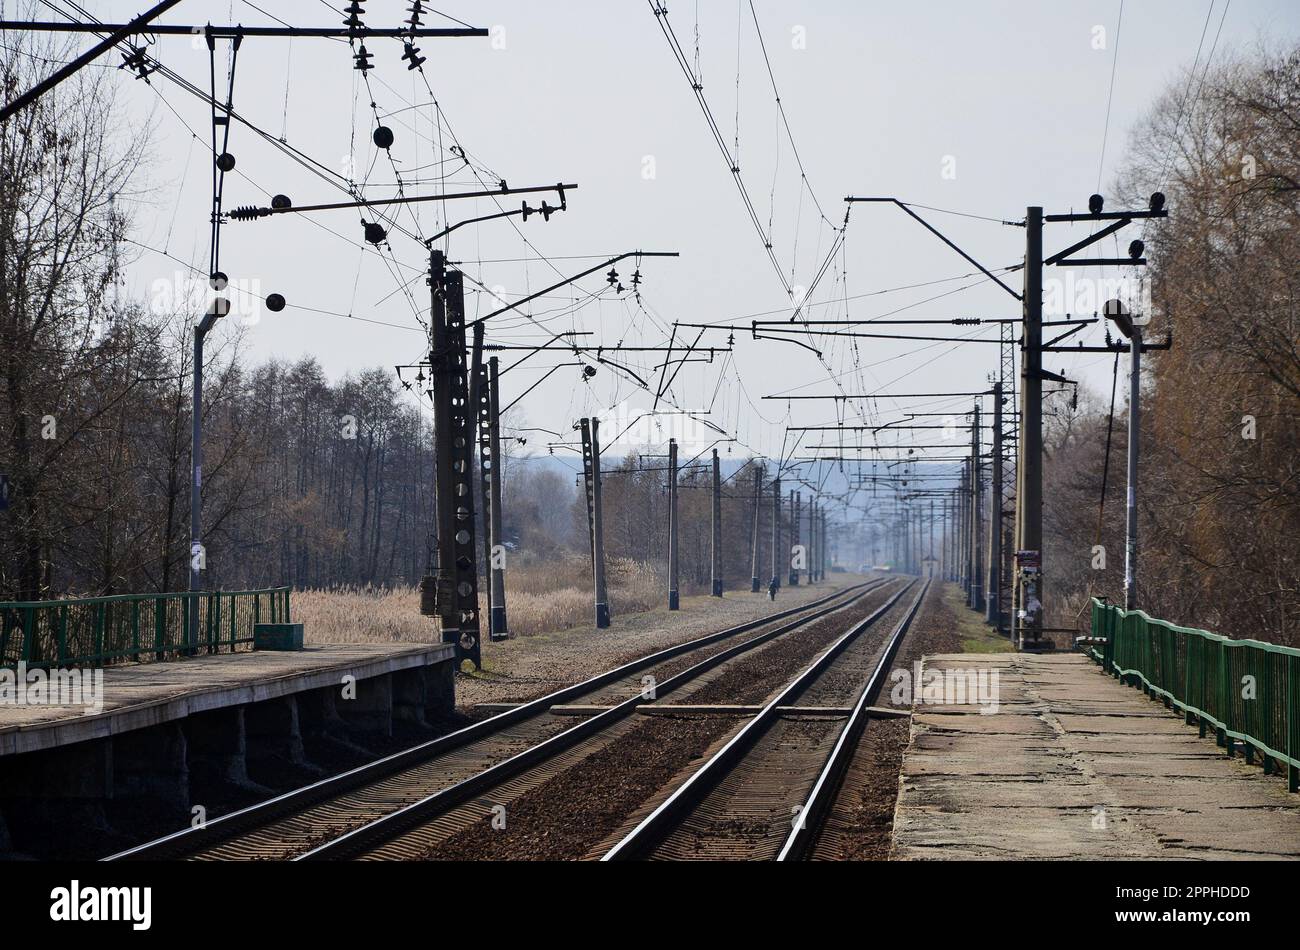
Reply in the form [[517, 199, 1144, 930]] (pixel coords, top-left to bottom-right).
[[353, 44, 374, 73], [119, 46, 156, 83], [343, 1, 367, 38], [228, 205, 270, 222], [406, 1, 425, 32], [402, 42, 426, 70]]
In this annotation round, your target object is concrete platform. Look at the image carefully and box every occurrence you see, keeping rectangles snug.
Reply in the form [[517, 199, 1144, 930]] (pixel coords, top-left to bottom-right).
[[0, 643, 457, 858], [0, 642, 457, 756], [892, 653, 1300, 860]]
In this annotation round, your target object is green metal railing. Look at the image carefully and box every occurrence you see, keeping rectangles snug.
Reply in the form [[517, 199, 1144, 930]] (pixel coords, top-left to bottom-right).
[[1089, 598, 1299, 793], [0, 588, 290, 668]]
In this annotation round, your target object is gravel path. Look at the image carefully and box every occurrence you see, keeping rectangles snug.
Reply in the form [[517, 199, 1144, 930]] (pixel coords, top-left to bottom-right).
[[455, 576, 865, 712]]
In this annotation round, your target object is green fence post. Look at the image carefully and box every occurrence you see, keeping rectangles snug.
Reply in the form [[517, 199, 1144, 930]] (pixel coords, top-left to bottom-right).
[[21, 605, 35, 663], [1289, 655, 1298, 793], [210, 594, 218, 653], [57, 605, 69, 665], [94, 603, 105, 663]]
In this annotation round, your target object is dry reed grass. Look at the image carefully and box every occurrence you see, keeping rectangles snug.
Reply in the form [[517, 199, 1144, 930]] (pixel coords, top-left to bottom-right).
[[295, 556, 662, 644]]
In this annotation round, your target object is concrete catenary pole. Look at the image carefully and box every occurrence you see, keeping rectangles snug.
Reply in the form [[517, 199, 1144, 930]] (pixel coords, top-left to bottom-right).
[[487, 357, 508, 639], [790, 490, 801, 585], [770, 476, 782, 594], [749, 464, 763, 592], [710, 448, 723, 597], [1014, 207, 1045, 648], [667, 438, 679, 610], [971, 401, 983, 611], [579, 418, 610, 628]]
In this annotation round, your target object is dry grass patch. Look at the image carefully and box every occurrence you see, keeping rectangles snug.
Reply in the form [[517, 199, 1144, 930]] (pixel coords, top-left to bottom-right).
[[295, 556, 662, 645]]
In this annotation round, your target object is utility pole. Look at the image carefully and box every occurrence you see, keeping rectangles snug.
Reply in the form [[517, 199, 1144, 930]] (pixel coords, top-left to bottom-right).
[[970, 401, 984, 612], [749, 464, 763, 592], [421, 252, 482, 667], [668, 438, 680, 610], [579, 418, 610, 628], [987, 381, 1003, 629], [941, 495, 949, 581], [1013, 192, 1167, 644], [905, 504, 913, 575], [1013, 206, 1044, 649], [710, 448, 723, 597], [816, 502, 824, 582], [789, 490, 801, 585], [806, 497, 814, 583], [770, 476, 782, 594], [474, 330, 493, 630], [809, 498, 818, 583], [817, 510, 824, 578], [486, 357, 508, 639], [929, 499, 935, 578], [961, 461, 971, 594]]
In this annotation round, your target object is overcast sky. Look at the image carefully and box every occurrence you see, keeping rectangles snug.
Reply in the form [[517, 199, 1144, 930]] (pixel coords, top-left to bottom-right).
[[58, 1, 1300, 477]]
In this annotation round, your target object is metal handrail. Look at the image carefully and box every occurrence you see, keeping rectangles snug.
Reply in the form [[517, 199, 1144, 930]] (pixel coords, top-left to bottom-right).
[[0, 587, 291, 667], [1088, 598, 1298, 793]]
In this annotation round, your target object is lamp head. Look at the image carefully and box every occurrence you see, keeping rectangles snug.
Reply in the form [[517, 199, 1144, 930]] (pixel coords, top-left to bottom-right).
[[1103, 297, 1134, 339]]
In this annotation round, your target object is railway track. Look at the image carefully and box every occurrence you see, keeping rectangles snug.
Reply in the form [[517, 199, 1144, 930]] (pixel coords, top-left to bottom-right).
[[601, 578, 930, 861], [106, 576, 893, 861]]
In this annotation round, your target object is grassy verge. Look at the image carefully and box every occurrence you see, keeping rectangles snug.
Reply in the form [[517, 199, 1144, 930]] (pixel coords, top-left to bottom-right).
[[941, 583, 1015, 653]]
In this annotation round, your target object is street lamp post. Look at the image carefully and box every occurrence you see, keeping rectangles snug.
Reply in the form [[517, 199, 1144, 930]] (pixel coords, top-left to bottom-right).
[[1105, 299, 1142, 611], [189, 299, 226, 652]]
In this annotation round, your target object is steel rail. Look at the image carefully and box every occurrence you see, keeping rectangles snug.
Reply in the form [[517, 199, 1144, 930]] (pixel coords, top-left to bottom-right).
[[106, 579, 882, 860], [294, 580, 901, 860], [601, 578, 921, 861], [777, 579, 930, 860]]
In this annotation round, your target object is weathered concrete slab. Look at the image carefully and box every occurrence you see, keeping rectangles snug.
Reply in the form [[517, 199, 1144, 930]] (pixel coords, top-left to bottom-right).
[[892, 653, 1300, 860], [0, 642, 456, 756]]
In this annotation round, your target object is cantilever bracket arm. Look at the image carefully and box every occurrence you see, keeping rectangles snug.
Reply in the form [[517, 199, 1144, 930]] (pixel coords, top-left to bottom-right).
[[1045, 218, 1130, 265], [0, 0, 185, 122], [1042, 317, 1098, 349], [467, 250, 678, 329], [424, 197, 567, 247], [751, 330, 823, 358], [229, 183, 577, 221], [844, 197, 1022, 301]]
